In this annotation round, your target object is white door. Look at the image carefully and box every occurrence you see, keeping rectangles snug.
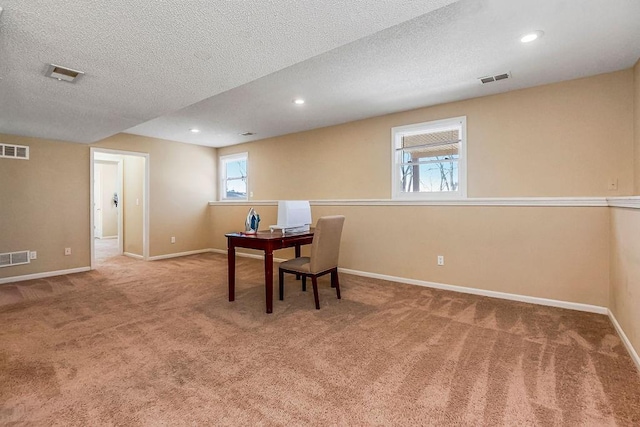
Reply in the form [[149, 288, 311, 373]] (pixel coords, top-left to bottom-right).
[[94, 165, 103, 238]]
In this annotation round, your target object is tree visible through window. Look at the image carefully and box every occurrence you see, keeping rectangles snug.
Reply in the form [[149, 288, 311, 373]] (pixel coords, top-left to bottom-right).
[[392, 117, 466, 199], [220, 153, 248, 200]]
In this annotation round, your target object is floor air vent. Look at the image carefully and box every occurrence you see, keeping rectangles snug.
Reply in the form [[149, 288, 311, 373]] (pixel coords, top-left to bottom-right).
[[1, 143, 29, 159], [0, 251, 31, 268], [479, 72, 511, 84]]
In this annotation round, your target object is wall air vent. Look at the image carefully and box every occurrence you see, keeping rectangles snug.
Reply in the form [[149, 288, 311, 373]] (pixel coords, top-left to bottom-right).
[[478, 72, 511, 84], [45, 64, 84, 83], [0, 251, 31, 268], [0, 143, 29, 159]]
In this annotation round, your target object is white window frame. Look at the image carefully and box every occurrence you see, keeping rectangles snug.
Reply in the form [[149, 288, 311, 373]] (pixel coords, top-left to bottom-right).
[[219, 152, 248, 201], [391, 116, 467, 200]]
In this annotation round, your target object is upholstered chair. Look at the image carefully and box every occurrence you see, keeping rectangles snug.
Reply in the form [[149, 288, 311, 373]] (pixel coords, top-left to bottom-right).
[[278, 215, 345, 309]]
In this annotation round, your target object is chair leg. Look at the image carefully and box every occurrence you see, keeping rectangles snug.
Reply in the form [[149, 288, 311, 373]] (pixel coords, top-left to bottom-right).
[[332, 269, 341, 300], [279, 269, 284, 301], [302, 276, 306, 292], [311, 276, 320, 309]]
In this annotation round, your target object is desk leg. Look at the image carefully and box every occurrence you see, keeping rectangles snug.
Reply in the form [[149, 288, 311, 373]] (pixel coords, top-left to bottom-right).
[[265, 249, 274, 313], [295, 244, 301, 280], [228, 242, 235, 302]]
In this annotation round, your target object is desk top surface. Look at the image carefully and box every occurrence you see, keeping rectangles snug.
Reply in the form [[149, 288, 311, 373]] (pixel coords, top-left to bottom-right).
[[225, 229, 314, 240]]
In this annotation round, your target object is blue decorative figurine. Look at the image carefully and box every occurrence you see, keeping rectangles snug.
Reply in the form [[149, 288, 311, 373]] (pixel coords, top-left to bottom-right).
[[245, 207, 260, 234]]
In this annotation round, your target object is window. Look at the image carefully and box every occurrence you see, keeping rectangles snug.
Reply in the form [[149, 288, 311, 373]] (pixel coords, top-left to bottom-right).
[[220, 152, 248, 201], [392, 116, 466, 199]]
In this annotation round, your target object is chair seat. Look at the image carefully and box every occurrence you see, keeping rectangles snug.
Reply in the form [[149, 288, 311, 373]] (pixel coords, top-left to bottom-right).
[[279, 256, 310, 273]]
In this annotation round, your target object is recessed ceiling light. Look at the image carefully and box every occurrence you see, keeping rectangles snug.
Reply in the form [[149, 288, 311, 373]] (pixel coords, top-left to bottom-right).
[[189, 128, 200, 133], [520, 30, 544, 43], [293, 98, 305, 105]]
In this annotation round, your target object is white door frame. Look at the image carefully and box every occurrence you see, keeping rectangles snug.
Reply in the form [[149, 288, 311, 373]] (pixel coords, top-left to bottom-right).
[[93, 163, 104, 239], [90, 147, 150, 269]]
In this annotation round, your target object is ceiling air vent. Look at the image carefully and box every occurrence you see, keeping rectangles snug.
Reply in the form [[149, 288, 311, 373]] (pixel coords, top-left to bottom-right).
[[0, 143, 29, 159], [0, 251, 31, 268], [478, 72, 511, 84], [45, 64, 84, 83]]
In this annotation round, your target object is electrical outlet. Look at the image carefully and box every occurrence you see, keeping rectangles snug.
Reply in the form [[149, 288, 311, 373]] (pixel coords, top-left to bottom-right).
[[437, 255, 444, 266], [171, 236, 176, 244], [250, 191, 254, 198], [64, 248, 72, 256], [30, 251, 37, 260]]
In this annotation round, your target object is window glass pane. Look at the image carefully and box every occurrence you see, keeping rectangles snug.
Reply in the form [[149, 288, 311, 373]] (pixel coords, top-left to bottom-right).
[[399, 155, 459, 193], [220, 154, 248, 200], [225, 178, 247, 199], [418, 159, 458, 192], [226, 159, 246, 180]]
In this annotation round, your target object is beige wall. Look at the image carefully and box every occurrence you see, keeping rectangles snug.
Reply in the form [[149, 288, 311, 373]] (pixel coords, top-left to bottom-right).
[[609, 208, 640, 355], [211, 70, 636, 307], [123, 156, 144, 255], [94, 133, 217, 257], [96, 162, 119, 238], [608, 58, 640, 360], [1, 132, 216, 279], [634, 59, 640, 195], [0, 134, 90, 278], [212, 204, 610, 306], [219, 70, 634, 199]]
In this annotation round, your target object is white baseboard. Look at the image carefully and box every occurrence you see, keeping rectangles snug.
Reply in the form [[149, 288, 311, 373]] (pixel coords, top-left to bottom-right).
[[0, 267, 91, 285], [210, 247, 607, 315], [338, 267, 608, 315], [148, 249, 213, 261], [123, 252, 144, 260], [607, 309, 640, 372]]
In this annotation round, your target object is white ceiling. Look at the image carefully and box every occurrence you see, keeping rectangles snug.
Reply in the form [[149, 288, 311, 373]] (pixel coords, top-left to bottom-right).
[[1, 0, 639, 147]]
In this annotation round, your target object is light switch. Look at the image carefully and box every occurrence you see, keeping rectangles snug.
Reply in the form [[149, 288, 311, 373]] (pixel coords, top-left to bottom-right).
[[608, 178, 618, 191]]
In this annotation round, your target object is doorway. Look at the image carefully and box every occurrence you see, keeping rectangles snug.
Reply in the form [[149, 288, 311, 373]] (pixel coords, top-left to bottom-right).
[[94, 159, 122, 259], [90, 148, 149, 269]]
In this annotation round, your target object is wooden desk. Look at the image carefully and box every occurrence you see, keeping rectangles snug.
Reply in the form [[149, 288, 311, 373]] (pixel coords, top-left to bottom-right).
[[226, 229, 314, 313]]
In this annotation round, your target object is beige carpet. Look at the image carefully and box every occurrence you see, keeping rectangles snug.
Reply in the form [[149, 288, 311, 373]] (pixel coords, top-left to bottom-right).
[[1, 253, 639, 425]]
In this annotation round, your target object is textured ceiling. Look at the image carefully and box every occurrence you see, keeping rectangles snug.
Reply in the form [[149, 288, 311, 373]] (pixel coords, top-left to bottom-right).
[[0, 0, 454, 143], [1, 0, 639, 147]]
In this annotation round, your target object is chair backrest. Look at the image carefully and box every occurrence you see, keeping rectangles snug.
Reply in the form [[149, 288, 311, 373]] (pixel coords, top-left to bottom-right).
[[309, 215, 345, 274]]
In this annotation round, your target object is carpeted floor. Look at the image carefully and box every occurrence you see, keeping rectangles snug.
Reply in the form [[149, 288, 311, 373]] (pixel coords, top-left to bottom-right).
[[1, 253, 639, 425]]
